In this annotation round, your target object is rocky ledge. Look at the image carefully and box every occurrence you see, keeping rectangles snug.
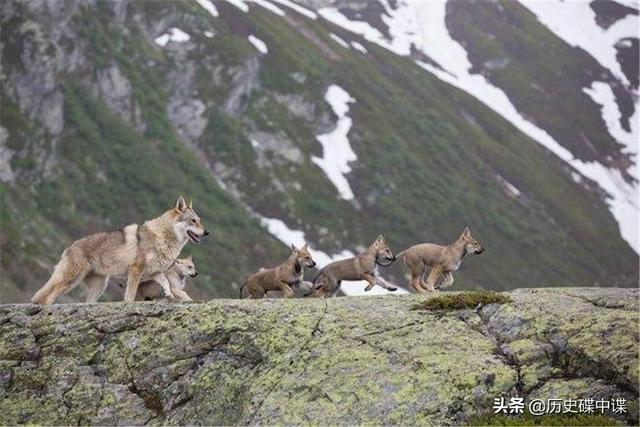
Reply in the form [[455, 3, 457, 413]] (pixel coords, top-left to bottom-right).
[[0, 288, 638, 425]]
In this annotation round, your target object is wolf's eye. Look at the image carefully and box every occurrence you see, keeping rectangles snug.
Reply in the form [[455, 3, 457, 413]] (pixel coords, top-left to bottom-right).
[[190, 219, 196, 224]]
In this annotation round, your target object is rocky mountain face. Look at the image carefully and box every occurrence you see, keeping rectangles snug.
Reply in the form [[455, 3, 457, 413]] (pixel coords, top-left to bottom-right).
[[0, 0, 638, 302], [0, 288, 637, 424]]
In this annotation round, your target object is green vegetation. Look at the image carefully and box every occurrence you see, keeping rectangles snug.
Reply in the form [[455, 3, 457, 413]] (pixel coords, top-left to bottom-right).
[[467, 412, 621, 426], [446, 0, 630, 161], [0, 0, 637, 302], [412, 291, 512, 311]]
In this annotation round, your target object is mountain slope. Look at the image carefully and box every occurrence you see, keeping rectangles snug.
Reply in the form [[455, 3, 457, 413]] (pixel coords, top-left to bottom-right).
[[0, 0, 637, 302]]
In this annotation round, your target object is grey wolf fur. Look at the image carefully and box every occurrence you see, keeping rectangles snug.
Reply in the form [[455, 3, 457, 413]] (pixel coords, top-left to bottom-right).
[[120, 256, 198, 301], [396, 227, 484, 293], [266, 280, 315, 298], [31, 197, 208, 305], [312, 235, 397, 298], [240, 244, 316, 299]]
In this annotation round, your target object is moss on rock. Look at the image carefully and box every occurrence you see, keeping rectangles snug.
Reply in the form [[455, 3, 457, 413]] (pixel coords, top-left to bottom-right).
[[413, 291, 512, 311], [0, 288, 637, 425]]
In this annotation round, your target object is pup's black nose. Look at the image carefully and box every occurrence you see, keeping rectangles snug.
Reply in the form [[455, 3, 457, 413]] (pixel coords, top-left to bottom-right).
[[310, 261, 317, 268], [203, 229, 210, 236]]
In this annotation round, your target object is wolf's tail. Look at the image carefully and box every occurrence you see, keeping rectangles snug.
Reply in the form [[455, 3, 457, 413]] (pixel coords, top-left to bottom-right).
[[393, 250, 407, 266], [239, 281, 246, 299]]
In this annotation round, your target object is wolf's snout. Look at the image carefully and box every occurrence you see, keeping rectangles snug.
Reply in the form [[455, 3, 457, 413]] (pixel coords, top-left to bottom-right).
[[477, 247, 485, 254], [203, 229, 210, 236], [191, 272, 198, 278], [310, 261, 317, 268]]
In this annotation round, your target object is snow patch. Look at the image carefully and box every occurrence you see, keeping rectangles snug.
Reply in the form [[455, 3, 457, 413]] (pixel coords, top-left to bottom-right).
[[316, 0, 639, 252], [225, 0, 249, 12], [318, 7, 399, 52], [250, 0, 285, 16], [194, 0, 219, 17], [248, 34, 268, 54], [259, 216, 406, 295], [271, 0, 317, 19], [312, 85, 358, 200], [584, 82, 638, 167], [329, 33, 351, 49], [351, 40, 368, 53], [154, 28, 191, 47], [519, 0, 639, 86], [204, 31, 214, 38], [496, 174, 522, 197]]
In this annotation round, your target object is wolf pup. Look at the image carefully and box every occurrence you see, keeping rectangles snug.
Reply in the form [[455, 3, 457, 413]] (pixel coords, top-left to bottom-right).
[[240, 244, 316, 299], [396, 227, 484, 293], [312, 235, 397, 298], [122, 256, 198, 302], [31, 196, 208, 305]]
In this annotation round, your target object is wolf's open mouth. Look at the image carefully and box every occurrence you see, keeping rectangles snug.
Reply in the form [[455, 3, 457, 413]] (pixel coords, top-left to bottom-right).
[[187, 230, 201, 244]]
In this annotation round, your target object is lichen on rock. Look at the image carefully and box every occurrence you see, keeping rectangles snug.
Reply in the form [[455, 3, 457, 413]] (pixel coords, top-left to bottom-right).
[[0, 288, 637, 425]]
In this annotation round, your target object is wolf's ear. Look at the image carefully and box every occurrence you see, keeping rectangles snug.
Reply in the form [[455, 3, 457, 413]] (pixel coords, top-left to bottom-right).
[[290, 243, 298, 252], [188, 199, 193, 209], [175, 196, 187, 212], [302, 243, 308, 251], [376, 234, 385, 243], [461, 227, 471, 238], [186, 254, 193, 261]]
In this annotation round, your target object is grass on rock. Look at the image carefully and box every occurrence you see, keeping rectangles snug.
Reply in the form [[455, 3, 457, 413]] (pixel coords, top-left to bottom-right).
[[412, 291, 512, 311]]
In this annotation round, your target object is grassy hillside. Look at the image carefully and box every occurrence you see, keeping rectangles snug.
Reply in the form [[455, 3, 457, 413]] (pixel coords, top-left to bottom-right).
[[446, 0, 633, 166], [0, 0, 636, 302]]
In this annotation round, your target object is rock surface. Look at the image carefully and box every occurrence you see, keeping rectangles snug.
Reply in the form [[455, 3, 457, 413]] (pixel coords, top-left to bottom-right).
[[0, 288, 637, 425]]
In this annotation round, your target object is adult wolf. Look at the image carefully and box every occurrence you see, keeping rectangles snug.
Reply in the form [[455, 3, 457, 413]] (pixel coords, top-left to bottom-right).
[[396, 227, 484, 293], [31, 196, 208, 304], [312, 235, 398, 298]]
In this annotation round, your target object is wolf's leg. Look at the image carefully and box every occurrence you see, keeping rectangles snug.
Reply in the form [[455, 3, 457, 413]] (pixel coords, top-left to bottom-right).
[[375, 275, 398, 291], [279, 281, 295, 298], [410, 265, 429, 294], [33, 251, 90, 305], [249, 287, 266, 299], [441, 272, 454, 289], [423, 266, 442, 292], [153, 273, 175, 300], [124, 260, 145, 302], [362, 273, 378, 292], [328, 280, 341, 298], [171, 288, 192, 302], [312, 275, 328, 298], [420, 266, 441, 290], [85, 274, 109, 303]]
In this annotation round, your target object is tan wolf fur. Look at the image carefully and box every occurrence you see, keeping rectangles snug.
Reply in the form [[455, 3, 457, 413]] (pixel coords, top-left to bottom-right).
[[31, 197, 208, 305], [240, 244, 316, 299], [396, 227, 484, 293], [120, 256, 198, 302], [312, 235, 397, 298]]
